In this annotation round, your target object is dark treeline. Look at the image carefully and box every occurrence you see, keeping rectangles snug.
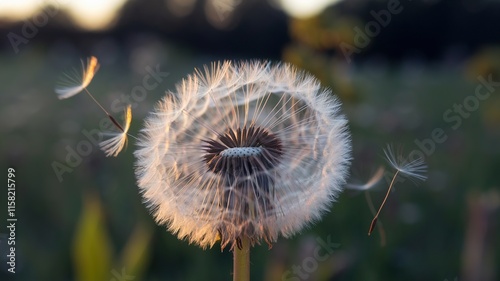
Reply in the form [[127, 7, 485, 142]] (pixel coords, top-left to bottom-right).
[[1, 0, 499, 60]]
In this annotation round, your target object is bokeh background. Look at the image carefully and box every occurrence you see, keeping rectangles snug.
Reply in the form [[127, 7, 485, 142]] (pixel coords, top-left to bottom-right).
[[1, 0, 500, 280]]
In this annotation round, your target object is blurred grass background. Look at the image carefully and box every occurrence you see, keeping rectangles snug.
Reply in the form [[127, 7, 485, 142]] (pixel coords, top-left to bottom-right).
[[1, 0, 499, 280]]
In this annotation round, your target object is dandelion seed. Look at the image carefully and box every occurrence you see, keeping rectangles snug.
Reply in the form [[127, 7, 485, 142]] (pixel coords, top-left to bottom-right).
[[55, 56, 100, 99], [134, 61, 352, 250], [346, 166, 385, 191], [55, 56, 134, 157], [368, 145, 427, 236], [384, 144, 427, 182], [100, 105, 132, 157]]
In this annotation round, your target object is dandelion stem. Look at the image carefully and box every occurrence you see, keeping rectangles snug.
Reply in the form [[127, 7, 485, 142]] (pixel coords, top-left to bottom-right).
[[233, 237, 250, 281], [369, 170, 400, 235]]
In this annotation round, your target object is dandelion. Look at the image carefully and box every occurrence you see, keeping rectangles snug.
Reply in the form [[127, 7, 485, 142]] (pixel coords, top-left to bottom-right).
[[100, 105, 132, 157], [134, 61, 351, 280], [368, 144, 427, 236]]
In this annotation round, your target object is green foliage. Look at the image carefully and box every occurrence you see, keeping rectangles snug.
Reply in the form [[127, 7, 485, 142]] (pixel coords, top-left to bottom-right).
[[1, 43, 499, 281], [72, 193, 114, 281]]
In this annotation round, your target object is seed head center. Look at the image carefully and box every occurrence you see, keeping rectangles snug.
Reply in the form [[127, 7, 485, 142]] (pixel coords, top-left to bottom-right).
[[202, 126, 283, 176], [220, 146, 263, 158]]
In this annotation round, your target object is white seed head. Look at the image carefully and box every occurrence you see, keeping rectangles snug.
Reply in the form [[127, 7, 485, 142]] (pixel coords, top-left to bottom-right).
[[134, 61, 351, 249]]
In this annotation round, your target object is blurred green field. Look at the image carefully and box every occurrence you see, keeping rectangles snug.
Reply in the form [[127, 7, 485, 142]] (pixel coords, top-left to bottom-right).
[[1, 41, 499, 281]]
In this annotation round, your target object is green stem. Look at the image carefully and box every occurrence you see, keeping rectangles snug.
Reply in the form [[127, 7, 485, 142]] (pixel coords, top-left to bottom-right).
[[233, 237, 250, 281]]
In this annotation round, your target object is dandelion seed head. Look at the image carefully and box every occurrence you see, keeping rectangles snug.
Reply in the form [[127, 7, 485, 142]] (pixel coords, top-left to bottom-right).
[[134, 61, 351, 249]]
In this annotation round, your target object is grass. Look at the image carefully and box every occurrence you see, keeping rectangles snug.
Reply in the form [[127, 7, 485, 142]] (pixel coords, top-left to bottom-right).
[[1, 44, 499, 281]]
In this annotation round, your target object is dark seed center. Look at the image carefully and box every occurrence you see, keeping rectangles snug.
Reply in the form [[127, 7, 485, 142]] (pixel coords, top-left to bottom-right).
[[202, 126, 283, 176]]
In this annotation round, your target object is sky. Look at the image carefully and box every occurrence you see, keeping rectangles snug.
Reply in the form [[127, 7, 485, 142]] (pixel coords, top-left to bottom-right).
[[0, 0, 341, 30]]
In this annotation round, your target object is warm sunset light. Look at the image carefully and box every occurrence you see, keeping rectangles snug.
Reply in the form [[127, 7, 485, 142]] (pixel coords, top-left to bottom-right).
[[279, 0, 342, 18], [63, 0, 127, 30], [0, 0, 127, 30], [0, 0, 43, 21], [0, 0, 341, 30]]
